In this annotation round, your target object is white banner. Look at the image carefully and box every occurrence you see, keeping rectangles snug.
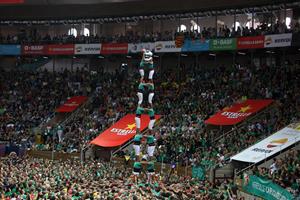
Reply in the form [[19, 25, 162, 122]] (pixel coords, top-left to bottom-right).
[[231, 125, 300, 163], [264, 33, 292, 48], [74, 44, 101, 55], [128, 43, 155, 53], [154, 41, 181, 53]]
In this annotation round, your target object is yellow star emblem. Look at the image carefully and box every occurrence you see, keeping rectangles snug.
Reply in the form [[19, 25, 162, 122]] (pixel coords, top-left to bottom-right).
[[239, 105, 251, 113], [126, 123, 136, 130]]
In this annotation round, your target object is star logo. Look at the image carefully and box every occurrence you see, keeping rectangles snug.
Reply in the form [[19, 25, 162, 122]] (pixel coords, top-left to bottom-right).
[[126, 123, 136, 130], [239, 105, 251, 113]]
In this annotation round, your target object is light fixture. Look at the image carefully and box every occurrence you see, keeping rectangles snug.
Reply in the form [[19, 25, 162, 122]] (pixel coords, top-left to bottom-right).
[[209, 53, 216, 56], [126, 55, 132, 58], [180, 53, 188, 57], [238, 52, 246, 55]]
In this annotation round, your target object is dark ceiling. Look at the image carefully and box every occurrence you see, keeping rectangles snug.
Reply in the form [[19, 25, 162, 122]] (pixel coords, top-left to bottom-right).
[[0, 0, 298, 20]]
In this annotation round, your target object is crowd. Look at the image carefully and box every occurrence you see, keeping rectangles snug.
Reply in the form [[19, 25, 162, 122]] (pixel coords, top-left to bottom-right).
[[31, 60, 300, 172], [252, 149, 300, 197], [0, 54, 299, 198], [0, 155, 240, 199], [0, 19, 299, 44], [0, 68, 98, 147]]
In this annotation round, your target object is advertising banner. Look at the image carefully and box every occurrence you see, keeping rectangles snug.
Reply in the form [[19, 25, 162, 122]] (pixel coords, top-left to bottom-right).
[[209, 38, 236, 51], [56, 96, 88, 113], [91, 114, 161, 147], [128, 43, 155, 53], [0, 0, 24, 4], [181, 39, 209, 52], [22, 45, 47, 55], [0, 45, 21, 55], [47, 44, 74, 55], [242, 174, 293, 200], [231, 124, 300, 163], [154, 41, 181, 53], [237, 36, 264, 49], [264, 33, 292, 48], [101, 43, 128, 54], [205, 99, 273, 126], [74, 44, 101, 55]]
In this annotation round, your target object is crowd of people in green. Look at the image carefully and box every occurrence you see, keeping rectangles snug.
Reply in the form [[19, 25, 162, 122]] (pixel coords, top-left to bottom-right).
[[0, 154, 240, 199]]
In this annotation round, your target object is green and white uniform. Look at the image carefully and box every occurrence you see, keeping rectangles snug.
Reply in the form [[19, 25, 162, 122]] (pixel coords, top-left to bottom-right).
[[139, 50, 154, 80], [147, 162, 155, 174], [137, 83, 155, 106], [133, 134, 143, 156], [147, 135, 156, 157], [135, 106, 156, 130], [133, 161, 142, 175]]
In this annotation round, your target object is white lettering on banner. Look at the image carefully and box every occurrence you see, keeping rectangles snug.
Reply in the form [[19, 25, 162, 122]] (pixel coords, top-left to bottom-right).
[[231, 126, 300, 163], [239, 40, 263, 45], [75, 44, 101, 54], [111, 128, 136, 135], [24, 45, 43, 51], [221, 111, 252, 119], [252, 182, 289, 200]]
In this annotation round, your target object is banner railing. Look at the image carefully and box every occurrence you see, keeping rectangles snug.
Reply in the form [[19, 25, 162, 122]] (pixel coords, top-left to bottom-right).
[[213, 102, 276, 143]]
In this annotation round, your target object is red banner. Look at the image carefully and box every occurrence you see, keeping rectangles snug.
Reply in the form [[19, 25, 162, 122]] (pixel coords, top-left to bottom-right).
[[56, 96, 88, 113], [237, 36, 265, 49], [22, 45, 47, 55], [205, 99, 273, 126], [0, 0, 23, 4], [91, 114, 161, 147], [47, 44, 74, 55], [101, 43, 128, 54]]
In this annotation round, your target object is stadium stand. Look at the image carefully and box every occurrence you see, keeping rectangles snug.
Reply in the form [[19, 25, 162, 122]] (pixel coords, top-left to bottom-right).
[[0, 0, 300, 199]]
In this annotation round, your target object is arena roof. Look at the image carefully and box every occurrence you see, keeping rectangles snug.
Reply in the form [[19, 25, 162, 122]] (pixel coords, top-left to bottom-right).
[[0, 0, 298, 20]]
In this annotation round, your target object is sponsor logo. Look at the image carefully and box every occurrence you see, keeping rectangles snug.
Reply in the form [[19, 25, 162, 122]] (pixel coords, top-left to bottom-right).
[[155, 43, 163, 51], [265, 37, 272, 45], [252, 148, 273, 153], [24, 45, 43, 51], [76, 46, 82, 52], [220, 105, 252, 119], [65, 101, 79, 107], [111, 123, 136, 136], [266, 138, 288, 148], [239, 39, 263, 45], [274, 38, 291, 43]]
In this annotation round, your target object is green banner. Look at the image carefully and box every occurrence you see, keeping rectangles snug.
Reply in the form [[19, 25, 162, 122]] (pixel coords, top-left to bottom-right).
[[192, 166, 205, 180], [243, 174, 293, 200], [209, 38, 236, 51]]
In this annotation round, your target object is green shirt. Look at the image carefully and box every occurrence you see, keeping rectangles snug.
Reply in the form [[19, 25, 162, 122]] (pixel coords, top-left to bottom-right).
[[147, 162, 155, 171], [147, 135, 155, 144], [133, 134, 143, 142], [138, 83, 154, 91], [133, 162, 142, 169], [136, 107, 155, 117]]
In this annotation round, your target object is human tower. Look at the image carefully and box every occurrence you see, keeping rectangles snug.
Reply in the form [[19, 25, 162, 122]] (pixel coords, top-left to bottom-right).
[[132, 49, 156, 183]]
